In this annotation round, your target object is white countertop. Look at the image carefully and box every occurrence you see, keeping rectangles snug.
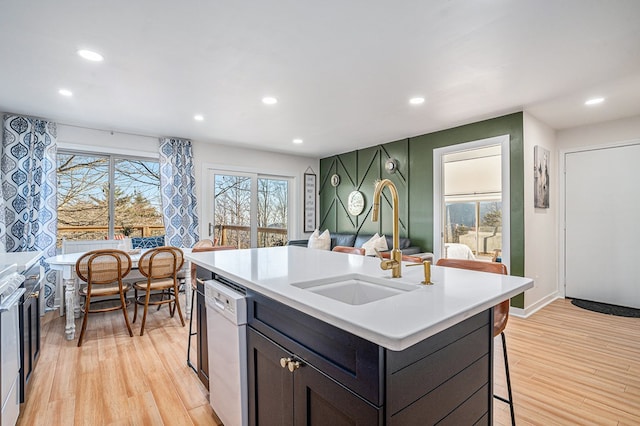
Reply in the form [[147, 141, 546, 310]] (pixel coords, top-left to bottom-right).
[[0, 251, 42, 273], [186, 246, 533, 351]]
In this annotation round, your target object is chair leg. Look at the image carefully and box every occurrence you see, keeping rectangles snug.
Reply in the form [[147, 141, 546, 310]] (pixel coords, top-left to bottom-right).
[[186, 284, 197, 373], [493, 331, 516, 426], [133, 288, 139, 323], [120, 290, 133, 337], [172, 282, 186, 327], [77, 294, 90, 347], [140, 289, 152, 336]]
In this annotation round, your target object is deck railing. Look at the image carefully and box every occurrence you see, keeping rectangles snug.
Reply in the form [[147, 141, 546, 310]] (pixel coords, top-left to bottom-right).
[[215, 224, 288, 248], [57, 224, 289, 248], [57, 225, 165, 246]]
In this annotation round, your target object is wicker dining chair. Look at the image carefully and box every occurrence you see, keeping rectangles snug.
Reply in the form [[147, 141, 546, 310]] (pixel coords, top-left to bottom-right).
[[435, 258, 515, 426], [133, 246, 185, 335], [75, 249, 133, 347]]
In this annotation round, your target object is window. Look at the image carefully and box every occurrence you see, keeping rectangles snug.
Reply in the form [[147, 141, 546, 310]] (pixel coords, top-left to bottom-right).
[[444, 200, 502, 259], [57, 151, 163, 245], [210, 170, 290, 248], [434, 136, 510, 265]]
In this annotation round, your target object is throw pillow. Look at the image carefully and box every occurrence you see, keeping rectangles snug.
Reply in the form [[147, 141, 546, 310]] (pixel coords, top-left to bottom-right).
[[361, 233, 388, 256], [308, 229, 331, 250]]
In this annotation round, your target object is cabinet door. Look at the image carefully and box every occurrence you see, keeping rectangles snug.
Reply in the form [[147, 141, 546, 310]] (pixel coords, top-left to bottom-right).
[[20, 281, 41, 403], [248, 328, 294, 426], [294, 362, 382, 426]]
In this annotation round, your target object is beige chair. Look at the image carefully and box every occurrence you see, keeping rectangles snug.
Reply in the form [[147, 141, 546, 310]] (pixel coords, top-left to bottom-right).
[[75, 249, 133, 347], [435, 258, 514, 425], [332, 246, 366, 255], [133, 247, 185, 335], [58, 237, 130, 315]]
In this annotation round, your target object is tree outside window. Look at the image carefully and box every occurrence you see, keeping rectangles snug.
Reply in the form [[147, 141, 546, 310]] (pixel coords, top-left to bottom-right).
[[57, 152, 163, 246]]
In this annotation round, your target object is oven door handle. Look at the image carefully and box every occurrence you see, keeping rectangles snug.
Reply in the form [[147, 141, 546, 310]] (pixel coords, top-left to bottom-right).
[[0, 288, 26, 311]]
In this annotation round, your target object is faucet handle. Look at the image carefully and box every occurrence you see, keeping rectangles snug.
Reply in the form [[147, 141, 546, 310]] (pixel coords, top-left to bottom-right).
[[373, 248, 384, 260]]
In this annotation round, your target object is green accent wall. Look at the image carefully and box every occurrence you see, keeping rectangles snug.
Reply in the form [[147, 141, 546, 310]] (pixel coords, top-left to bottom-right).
[[319, 112, 525, 308], [320, 140, 410, 237]]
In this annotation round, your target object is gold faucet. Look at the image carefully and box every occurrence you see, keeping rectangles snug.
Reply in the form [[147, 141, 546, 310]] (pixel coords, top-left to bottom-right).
[[372, 179, 402, 278]]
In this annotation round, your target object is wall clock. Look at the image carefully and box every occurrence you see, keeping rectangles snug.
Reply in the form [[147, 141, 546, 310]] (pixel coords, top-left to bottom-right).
[[347, 190, 365, 216]]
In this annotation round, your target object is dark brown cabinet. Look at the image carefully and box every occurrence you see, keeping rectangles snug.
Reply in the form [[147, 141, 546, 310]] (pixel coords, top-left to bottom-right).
[[247, 289, 493, 426], [19, 272, 41, 403], [248, 328, 381, 426]]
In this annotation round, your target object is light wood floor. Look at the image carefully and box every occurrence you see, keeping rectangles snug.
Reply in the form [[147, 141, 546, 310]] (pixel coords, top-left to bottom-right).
[[18, 297, 222, 426], [18, 298, 640, 425], [493, 298, 640, 426]]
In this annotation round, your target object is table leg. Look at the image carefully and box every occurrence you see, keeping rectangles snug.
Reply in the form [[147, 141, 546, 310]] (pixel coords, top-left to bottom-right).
[[64, 277, 76, 340], [184, 260, 192, 320]]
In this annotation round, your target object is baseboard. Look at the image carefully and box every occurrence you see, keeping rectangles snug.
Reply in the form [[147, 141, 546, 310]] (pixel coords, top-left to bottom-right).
[[509, 291, 561, 318]]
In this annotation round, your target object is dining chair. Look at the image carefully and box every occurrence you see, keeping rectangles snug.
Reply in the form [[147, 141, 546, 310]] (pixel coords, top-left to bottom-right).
[[435, 258, 515, 426], [75, 249, 133, 347], [186, 245, 236, 373], [133, 246, 185, 336], [332, 246, 366, 255]]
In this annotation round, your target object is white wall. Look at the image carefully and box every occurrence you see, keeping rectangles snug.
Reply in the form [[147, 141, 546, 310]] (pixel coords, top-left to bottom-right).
[[192, 142, 319, 240], [556, 115, 640, 150], [522, 112, 559, 314], [57, 123, 320, 241], [57, 124, 159, 157]]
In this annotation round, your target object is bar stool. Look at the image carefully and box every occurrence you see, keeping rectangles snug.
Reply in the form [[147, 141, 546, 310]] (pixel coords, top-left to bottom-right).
[[435, 258, 515, 426], [186, 244, 236, 374]]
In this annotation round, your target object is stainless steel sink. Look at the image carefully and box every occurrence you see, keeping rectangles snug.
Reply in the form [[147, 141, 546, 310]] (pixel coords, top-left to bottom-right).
[[291, 274, 418, 305]]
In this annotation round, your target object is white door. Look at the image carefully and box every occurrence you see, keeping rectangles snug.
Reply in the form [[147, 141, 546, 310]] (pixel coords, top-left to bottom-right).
[[564, 142, 640, 308]]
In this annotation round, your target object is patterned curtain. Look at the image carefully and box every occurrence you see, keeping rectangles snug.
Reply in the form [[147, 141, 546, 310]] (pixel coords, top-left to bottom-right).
[[159, 138, 199, 247], [1, 114, 58, 309]]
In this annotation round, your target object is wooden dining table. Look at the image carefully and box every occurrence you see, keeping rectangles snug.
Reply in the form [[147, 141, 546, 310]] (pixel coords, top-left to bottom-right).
[[45, 248, 193, 341]]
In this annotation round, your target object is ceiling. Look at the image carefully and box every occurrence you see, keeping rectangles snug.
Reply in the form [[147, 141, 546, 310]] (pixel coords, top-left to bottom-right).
[[1, 1, 640, 158]]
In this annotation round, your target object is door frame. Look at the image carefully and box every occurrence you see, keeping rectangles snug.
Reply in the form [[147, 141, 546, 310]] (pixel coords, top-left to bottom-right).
[[559, 138, 640, 299], [202, 162, 295, 248], [433, 134, 511, 270]]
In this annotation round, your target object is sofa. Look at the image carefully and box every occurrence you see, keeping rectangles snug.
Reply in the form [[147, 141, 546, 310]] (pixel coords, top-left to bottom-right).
[[288, 232, 421, 255]]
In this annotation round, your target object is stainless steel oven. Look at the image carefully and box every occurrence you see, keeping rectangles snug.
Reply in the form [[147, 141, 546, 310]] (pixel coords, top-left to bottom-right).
[[0, 265, 25, 426]]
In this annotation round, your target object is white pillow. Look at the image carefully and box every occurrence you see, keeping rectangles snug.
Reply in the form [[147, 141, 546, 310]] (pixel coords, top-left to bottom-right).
[[308, 229, 331, 250], [361, 233, 388, 256]]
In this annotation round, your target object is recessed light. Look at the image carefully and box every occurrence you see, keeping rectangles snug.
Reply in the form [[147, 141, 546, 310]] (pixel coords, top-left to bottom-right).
[[585, 97, 604, 106], [194, 114, 204, 121], [262, 97, 278, 105], [409, 97, 425, 105], [59, 89, 73, 97], [293, 139, 303, 144], [77, 49, 104, 62]]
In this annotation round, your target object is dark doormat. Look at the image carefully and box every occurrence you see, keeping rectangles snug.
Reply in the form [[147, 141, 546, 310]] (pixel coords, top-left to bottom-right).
[[571, 298, 640, 318]]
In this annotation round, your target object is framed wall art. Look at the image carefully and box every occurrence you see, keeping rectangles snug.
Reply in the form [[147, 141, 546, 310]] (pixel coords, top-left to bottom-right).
[[304, 172, 317, 232], [534, 145, 550, 208]]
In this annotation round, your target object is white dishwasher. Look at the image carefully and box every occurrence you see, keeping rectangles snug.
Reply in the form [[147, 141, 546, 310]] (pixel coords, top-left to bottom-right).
[[204, 279, 247, 426]]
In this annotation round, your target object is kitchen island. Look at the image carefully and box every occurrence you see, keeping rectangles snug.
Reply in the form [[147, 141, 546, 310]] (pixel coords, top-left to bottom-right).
[[187, 245, 533, 425]]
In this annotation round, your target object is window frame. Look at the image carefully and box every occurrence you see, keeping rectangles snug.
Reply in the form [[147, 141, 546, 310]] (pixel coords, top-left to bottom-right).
[[204, 166, 295, 248], [57, 148, 162, 240]]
